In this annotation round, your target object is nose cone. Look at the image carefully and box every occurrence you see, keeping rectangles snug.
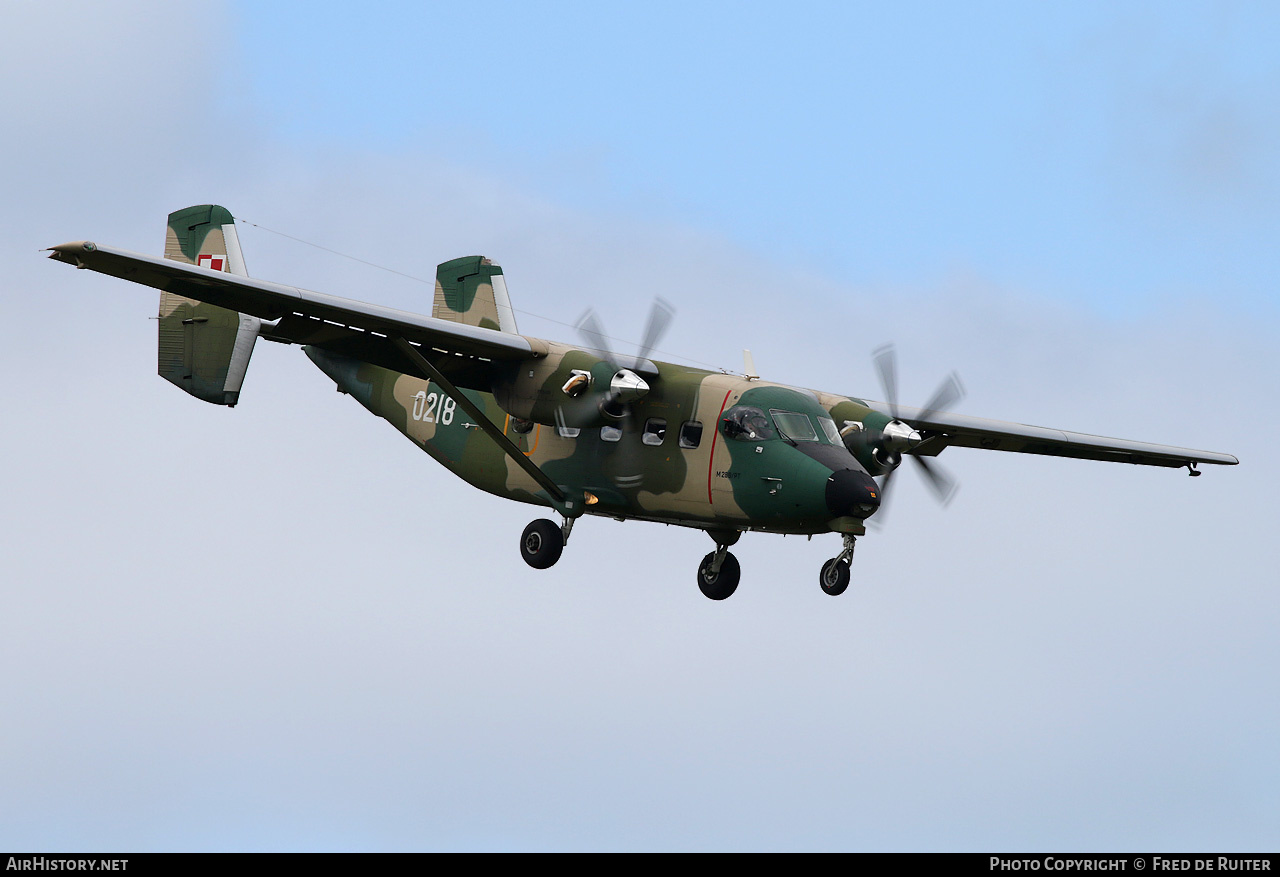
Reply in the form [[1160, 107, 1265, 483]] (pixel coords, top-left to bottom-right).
[[826, 468, 882, 519]]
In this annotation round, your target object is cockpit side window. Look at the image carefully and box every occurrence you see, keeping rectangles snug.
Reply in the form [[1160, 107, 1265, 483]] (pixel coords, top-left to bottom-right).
[[721, 406, 774, 442], [769, 409, 819, 442], [818, 415, 843, 446]]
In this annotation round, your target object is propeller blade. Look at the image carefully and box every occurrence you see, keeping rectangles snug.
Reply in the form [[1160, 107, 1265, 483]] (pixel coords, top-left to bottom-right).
[[911, 455, 959, 506], [917, 371, 965, 422], [872, 343, 900, 420], [575, 309, 617, 369], [867, 343, 965, 520], [635, 297, 675, 367]]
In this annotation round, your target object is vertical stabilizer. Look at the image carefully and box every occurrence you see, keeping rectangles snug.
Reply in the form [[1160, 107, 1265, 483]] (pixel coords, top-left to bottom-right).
[[157, 205, 262, 406], [433, 256, 519, 333]]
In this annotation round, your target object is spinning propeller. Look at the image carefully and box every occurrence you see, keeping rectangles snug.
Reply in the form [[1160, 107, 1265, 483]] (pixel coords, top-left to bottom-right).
[[568, 299, 675, 486], [575, 298, 674, 414], [869, 343, 964, 516]]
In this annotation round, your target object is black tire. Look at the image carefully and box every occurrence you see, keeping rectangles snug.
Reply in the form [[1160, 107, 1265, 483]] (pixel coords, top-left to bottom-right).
[[697, 551, 741, 600], [819, 557, 850, 596], [520, 519, 564, 569]]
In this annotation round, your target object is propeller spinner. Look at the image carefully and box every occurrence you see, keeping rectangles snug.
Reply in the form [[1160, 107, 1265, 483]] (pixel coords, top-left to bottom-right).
[[572, 298, 673, 418]]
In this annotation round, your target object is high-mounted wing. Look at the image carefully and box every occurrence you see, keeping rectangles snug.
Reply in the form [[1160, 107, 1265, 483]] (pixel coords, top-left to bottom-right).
[[46, 240, 547, 365], [863, 400, 1238, 469]]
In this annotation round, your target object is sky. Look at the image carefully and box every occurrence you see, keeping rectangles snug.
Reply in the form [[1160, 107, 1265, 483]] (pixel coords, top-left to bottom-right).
[[2, 0, 1277, 852]]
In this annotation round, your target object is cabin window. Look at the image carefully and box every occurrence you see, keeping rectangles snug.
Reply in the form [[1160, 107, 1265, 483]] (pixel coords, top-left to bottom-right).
[[770, 409, 819, 442], [601, 425, 623, 442], [679, 420, 703, 449], [721, 406, 773, 442], [642, 418, 667, 446]]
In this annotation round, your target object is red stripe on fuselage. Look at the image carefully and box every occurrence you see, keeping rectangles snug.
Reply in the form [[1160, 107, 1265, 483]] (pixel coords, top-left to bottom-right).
[[706, 389, 734, 507]]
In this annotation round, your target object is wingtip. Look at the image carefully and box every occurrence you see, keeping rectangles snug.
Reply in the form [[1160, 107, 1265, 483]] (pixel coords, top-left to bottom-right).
[[46, 241, 100, 267]]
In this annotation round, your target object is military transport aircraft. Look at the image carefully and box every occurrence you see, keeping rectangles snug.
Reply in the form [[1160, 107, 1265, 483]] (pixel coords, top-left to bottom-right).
[[48, 205, 1239, 600]]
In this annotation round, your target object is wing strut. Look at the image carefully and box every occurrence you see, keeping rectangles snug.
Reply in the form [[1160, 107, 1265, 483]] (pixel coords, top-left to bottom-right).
[[391, 338, 567, 505]]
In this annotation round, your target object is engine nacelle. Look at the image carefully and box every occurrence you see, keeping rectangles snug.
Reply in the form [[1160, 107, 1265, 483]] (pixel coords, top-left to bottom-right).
[[491, 343, 650, 430], [836, 413, 921, 477]]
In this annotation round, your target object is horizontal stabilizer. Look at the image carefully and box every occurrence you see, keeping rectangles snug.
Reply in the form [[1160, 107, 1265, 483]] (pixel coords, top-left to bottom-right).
[[46, 241, 546, 362]]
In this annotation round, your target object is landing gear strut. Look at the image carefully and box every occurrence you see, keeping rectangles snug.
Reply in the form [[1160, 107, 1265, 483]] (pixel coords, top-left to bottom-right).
[[519, 516, 575, 569], [697, 530, 742, 600], [819, 534, 856, 596]]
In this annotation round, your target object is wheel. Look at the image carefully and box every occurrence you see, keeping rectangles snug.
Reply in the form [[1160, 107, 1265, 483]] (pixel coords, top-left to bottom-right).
[[697, 551, 741, 600], [520, 518, 564, 569], [819, 557, 850, 596]]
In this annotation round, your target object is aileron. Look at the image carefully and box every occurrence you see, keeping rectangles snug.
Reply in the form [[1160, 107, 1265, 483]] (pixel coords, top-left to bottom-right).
[[860, 400, 1239, 468]]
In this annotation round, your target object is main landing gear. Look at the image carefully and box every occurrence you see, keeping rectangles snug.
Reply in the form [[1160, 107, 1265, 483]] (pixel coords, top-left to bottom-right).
[[519, 516, 575, 569], [698, 546, 741, 601], [819, 534, 856, 596], [696, 530, 742, 600]]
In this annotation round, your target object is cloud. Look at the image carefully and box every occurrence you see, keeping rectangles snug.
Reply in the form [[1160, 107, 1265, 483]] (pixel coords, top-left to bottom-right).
[[1069, 8, 1280, 216]]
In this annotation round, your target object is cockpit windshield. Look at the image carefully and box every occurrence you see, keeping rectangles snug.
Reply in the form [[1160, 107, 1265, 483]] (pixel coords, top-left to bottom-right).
[[770, 409, 819, 442], [720, 406, 774, 442]]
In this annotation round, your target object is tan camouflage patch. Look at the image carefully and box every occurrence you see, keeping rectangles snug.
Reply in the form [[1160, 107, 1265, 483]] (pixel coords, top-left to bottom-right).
[[391, 373, 441, 444]]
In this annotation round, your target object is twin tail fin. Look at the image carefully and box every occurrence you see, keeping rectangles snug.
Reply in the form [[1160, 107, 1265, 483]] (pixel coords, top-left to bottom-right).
[[157, 205, 261, 406]]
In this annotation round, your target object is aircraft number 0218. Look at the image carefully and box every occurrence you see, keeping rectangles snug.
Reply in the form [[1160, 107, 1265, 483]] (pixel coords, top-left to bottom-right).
[[411, 387, 456, 425]]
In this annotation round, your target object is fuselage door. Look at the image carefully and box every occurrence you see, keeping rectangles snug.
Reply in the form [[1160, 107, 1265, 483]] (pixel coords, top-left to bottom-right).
[[705, 378, 750, 518]]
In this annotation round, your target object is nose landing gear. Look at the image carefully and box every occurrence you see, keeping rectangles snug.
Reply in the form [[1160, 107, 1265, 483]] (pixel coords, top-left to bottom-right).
[[819, 534, 856, 596]]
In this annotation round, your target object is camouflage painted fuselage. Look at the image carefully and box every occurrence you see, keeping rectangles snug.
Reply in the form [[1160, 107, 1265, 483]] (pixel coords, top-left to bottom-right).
[[306, 346, 886, 536], [44, 203, 1239, 596]]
